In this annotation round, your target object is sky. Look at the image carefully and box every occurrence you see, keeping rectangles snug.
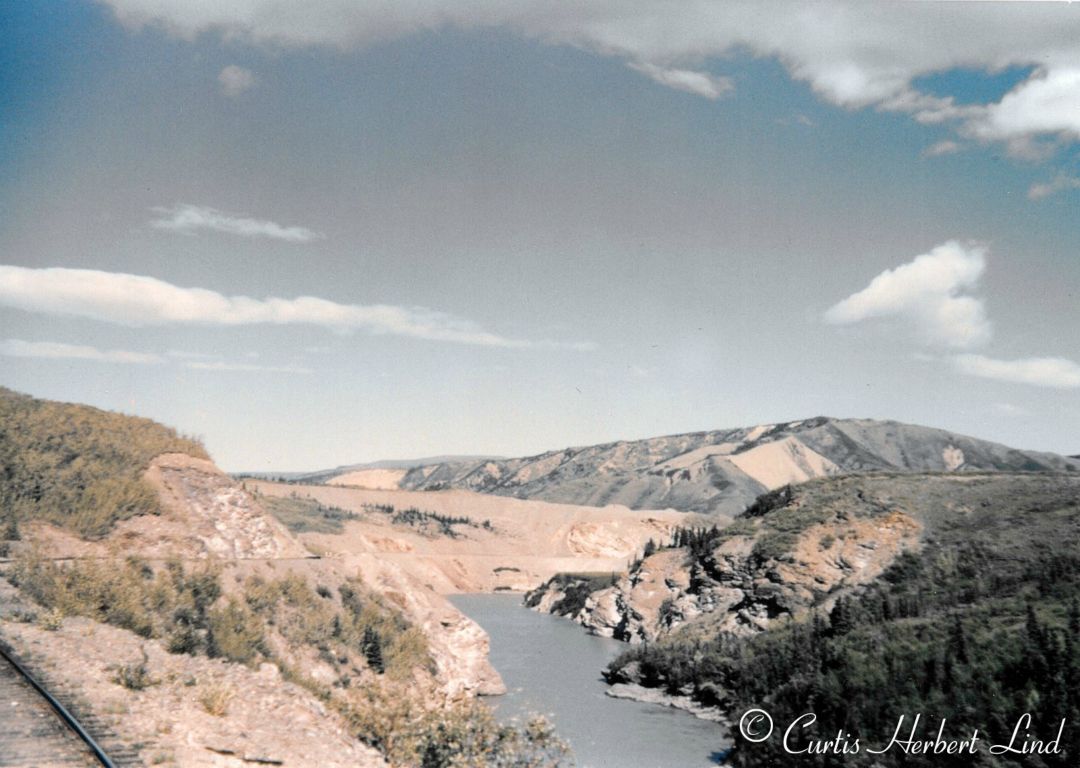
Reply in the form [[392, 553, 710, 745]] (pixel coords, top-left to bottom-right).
[[1, 1, 1079, 471]]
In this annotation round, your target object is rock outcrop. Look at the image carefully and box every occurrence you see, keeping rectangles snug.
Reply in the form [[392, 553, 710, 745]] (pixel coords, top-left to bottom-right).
[[528, 475, 925, 643], [128, 453, 312, 559]]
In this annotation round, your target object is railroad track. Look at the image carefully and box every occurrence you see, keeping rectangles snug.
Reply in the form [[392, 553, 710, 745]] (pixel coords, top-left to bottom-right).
[[0, 642, 139, 767]]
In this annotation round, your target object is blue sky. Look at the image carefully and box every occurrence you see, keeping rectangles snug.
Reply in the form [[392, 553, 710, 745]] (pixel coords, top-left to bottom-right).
[[2, 1, 1079, 470]]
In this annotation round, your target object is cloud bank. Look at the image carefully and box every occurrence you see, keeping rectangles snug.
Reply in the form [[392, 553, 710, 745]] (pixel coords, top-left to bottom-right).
[[150, 204, 324, 242], [100, 1, 1080, 153], [824, 241, 991, 349], [0, 265, 592, 350]]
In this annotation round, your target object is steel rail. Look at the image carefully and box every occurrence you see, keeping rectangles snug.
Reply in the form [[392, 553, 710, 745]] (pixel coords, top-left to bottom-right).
[[0, 639, 117, 768]]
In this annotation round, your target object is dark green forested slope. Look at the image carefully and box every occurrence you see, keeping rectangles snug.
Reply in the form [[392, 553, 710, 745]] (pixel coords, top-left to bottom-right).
[[0, 387, 208, 539], [606, 473, 1080, 768]]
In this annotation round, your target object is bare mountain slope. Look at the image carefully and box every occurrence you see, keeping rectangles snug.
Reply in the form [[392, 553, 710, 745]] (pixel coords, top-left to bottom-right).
[[399, 417, 1079, 515]]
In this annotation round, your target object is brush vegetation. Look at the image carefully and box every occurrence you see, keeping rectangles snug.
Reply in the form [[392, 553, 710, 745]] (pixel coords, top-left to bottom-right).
[[364, 503, 492, 538], [0, 387, 208, 539], [524, 572, 619, 617], [260, 494, 359, 534]]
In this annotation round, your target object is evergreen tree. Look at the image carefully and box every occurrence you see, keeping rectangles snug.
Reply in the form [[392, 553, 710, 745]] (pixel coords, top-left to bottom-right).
[[362, 626, 385, 673]]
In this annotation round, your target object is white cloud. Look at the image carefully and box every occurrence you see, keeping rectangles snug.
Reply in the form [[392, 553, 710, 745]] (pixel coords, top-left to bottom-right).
[[824, 241, 991, 349], [955, 354, 1080, 389], [1027, 172, 1080, 200], [167, 349, 217, 359], [218, 65, 255, 96], [0, 265, 593, 350], [994, 402, 1029, 417], [98, 1, 1080, 152], [626, 62, 732, 99], [0, 338, 164, 365], [185, 360, 312, 374], [972, 68, 1080, 143], [150, 204, 324, 242], [922, 140, 962, 158], [0, 337, 316, 373]]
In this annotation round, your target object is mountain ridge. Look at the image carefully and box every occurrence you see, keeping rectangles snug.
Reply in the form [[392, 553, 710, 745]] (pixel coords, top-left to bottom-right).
[[396, 416, 1078, 515]]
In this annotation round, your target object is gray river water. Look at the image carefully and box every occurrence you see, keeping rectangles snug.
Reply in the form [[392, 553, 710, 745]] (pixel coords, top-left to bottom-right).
[[450, 593, 730, 768]]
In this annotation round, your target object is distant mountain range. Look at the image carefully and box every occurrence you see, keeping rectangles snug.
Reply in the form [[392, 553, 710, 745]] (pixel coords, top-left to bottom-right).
[[394, 417, 1079, 516], [239, 456, 503, 483]]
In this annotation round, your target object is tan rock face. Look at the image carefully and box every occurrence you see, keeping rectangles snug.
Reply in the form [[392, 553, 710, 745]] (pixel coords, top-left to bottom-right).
[[136, 453, 311, 560]]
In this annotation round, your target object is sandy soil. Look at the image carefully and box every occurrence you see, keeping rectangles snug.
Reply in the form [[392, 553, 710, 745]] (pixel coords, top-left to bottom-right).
[[723, 436, 841, 490], [326, 469, 407, 490], [249, 482, 700, 594]]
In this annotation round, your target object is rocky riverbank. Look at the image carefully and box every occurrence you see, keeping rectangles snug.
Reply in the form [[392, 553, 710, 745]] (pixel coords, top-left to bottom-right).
[[605, 682, 729, 724]]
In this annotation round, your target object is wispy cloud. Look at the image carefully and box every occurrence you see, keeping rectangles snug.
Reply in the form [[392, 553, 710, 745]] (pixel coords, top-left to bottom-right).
[[824, 241, 991, 349], [1, 337, 318, 374], [995, 402, 1029, 417], [150, 204, 324, 242], [0, 265, 595, 350], [1027, 172, 1080, 200], [955, 354, 1080, 389], [218, 65, 255, 96], [166, 349, 217, 360], [185, 360, 313, 374], [626, 62, 732, 99], [0, 338, 164, 364]]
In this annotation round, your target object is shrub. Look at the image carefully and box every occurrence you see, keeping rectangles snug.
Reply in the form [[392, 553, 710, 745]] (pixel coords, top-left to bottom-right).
[[0, 387, 207, 539], [37, 606, 64, 631], [8, 551, 222, 651], [341, 687, 570, 767], [206, 598, 264, 665], [197, 684, 233, 717], [111, 650, 157, 690], [750, 531, 797, 563]]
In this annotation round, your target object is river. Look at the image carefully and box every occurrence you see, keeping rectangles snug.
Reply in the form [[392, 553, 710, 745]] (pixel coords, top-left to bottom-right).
[[450, 593, 730, 768]]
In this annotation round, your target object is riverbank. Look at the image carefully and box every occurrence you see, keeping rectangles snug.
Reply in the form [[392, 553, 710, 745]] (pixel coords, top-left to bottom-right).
[[605, 683, 729, 724]]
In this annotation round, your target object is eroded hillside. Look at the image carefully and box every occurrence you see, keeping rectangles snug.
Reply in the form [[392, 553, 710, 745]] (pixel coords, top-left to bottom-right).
[[396, 417, 1079, 515], [248, 480, 698, 595]]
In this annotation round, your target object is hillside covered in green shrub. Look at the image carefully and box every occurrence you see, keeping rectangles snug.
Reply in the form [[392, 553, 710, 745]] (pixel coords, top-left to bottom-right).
[[0, 387, 208, 539], [606, 473, 1080, 768]]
